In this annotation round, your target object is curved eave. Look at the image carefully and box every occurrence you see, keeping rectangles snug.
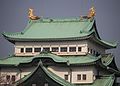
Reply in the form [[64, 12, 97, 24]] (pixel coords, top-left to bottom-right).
[[0, 53, 100, 66], [98, 57, 120, 77], [3, 31, 117, 49], [2, 32, 94, 44], [90, 34, 117, 49]]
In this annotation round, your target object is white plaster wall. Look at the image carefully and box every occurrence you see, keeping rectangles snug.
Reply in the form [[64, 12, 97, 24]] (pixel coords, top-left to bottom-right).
[[15, 39, 106, 56], [0, 67, 35, 82], [87, 40, 105, 54], [20, 67, 35, 78], [48, 66, 71, 82], [72, 67, 94, 84], [15, 40, 88, 56], [0, 68, 20, 81], [0, 66, 98, 84], [48, 66, 97, 84]]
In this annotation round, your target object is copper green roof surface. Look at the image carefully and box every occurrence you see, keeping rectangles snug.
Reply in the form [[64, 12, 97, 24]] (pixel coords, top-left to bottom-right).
[[3, 18, 94, 40], [101, 54, 114, 66], [0, 53, 118, 68], [0, 53, 100, 66], [2, 17, 117, 48]]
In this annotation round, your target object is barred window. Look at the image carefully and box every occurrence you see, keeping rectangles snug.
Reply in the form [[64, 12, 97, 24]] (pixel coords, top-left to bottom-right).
[[78, 47, 82, 52], [69, 47, 76, 52], [64, 74, 68, 80], [20, 48, 24, 53], [93, 50, 96, 55], [11, 75, 16, 82], [77, 74, 81, 80], [43, 47, 50, 52], [61, 47, 67, 52], [34, 48, 41, 52], [26, 48, 32, 52], [96, 52, 100, 56], [90, 49, 93, 54], [88, 48, 90, 53], [6, 75, 10, 81], [83, 74, 86, 80], [52, 47, 59, 52]]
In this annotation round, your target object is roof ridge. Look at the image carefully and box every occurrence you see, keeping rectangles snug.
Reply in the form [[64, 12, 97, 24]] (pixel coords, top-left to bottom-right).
[[30, 17, 94, 23]]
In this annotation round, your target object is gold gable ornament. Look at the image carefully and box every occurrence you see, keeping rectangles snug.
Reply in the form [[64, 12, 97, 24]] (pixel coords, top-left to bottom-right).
[[28, 8, 40, 20], [87, 6, 96, 18]]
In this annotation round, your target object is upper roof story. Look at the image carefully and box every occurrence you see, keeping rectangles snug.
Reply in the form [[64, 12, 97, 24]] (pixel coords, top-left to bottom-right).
[[2, 16, 116, 49]]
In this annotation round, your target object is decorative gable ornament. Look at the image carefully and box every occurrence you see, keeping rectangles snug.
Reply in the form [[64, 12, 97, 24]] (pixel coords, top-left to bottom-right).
[[28, 8, 40, 20], [87, 6, 96, 18]]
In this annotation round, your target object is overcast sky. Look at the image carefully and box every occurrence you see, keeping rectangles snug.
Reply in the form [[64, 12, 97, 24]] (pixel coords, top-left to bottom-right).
[[0, 0, 120, 67]]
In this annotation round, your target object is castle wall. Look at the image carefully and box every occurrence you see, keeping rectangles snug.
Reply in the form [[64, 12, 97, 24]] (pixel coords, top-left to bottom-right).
[[15, 40, 88, 56], [47, 66, 97, 84], [14, 39, 106, 56], [87, 40, 105, 55], [0, 67, 35, 83], [0, 68, 20, 81]]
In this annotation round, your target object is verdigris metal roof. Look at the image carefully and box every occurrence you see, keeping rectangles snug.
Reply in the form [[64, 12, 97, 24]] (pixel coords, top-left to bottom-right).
[[2, 17, 117, 48], [0, 53, 100, 66], [3, 18, 94, 40]]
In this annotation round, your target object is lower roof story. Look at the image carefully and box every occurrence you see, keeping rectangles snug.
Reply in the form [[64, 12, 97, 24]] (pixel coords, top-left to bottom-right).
[[0, 52, 119, 86]]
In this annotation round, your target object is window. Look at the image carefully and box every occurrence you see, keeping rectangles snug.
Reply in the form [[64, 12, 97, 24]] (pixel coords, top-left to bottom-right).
[[78, 47, 82, 52], [69, 47, 76, 52], [90, 49, 92, 54], [34, 48, 41, 52], [83, 74, 86, 80], [52, 47, 59, 52], [64, 74, 68, 80], [93, 50, 96, 55], [26, 48, 32, 52], [6, 75, 10, 81], [88, 48, 90, 53], [77, 74, 81, 80], [61, 47, 67, 52], [96, 52, 100, 56], [43, 47, 50, 52], [11, 75, 16, 82], [20, 48, 24, 53]]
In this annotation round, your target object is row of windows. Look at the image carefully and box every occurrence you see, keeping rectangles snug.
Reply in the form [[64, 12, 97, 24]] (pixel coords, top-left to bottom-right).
[[6, 75, 16, 82], [64, 74, 87, 81], [77, 74, 86, 80], [88, 48, 100, 56], [20, 47, 82, 53]]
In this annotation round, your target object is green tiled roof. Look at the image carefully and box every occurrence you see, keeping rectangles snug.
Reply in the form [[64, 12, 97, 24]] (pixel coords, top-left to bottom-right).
[[2, 17, 117, 48], [0, 55, 34, 66], [0, 53, 100, 66], [101, 54, 114, 66], [3, 18, 94, 40]]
